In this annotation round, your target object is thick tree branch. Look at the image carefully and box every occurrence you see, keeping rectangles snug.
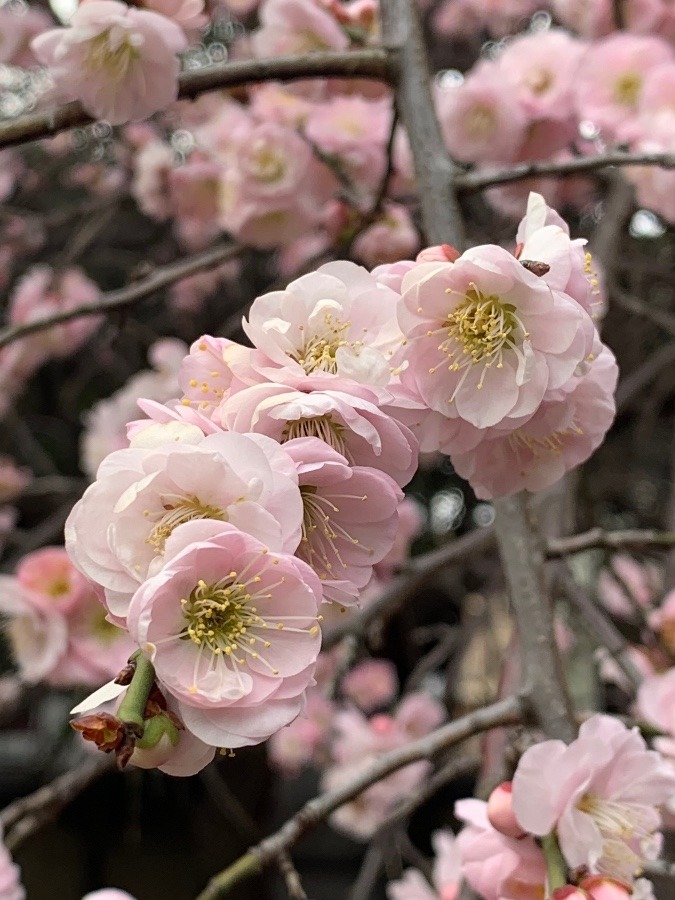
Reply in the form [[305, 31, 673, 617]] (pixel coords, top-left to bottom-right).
[[379, 0, 464, 247], [0, 242, 241, 350], [456, 152, 675, 192], [0, 50, 394, 150], [195, 696, 524, 899], [494, 494, 576, 742]]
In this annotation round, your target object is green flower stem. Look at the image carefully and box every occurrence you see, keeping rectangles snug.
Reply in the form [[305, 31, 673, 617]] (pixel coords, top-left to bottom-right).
[[116, 652, 155, 736], [542, 831, 568, 895]]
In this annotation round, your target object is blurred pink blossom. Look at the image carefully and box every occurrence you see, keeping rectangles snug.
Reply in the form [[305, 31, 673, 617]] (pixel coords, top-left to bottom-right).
[[387, 830, 461, 900], [352, 203, 420, 268], [342, 659, 398, 713]]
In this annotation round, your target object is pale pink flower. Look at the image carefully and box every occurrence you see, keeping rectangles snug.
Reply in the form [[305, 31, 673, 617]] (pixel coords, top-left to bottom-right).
[[283, 437, 403, 605], [0, 5, 53, 69], [433, 0, 542, 38], [251, 0, 349, 58], [352, 203, 420, 268], [574, 34, 674, 140], [342, 659, 398, 713], [249, 84, 313, 128], [497, 29, 585, 123], [267, 690, 334, 775], [551, 0, 614, 38], [66, 432, 303, 621], [372, 259, 416, 294], [81, 891, 136, 899], [32, 1, 187, 125], [80, 338, 187, 478], [218, 382, 418, 487], [169, 153, 222, 250], [0, 826, 24, 900], [0, 457, 31, 504], [450, 342, 618, 499], [512, 714, 675, 883], [516, 191, 606, 320], [398, 245, 596, 429], [636, 668, 675, 743], [455, 798, 547, 900], [131, 141, 175, 221], [127, 520, 322, 749], [387, 830, 461, 900], [395, 691, 446, 738], [16, 546, 90, 616], [436, 62, 528, 165], [177, 334, 259, 419], [140, 0, 206, 31], [243, 261, 404, 394], [0, 576, 68, 684], [649, 589, 675, 655], [417, 245, 461, 264], [598, 554, 661, 620], [8, 265, 102, 360], [624, 113, 675, 224]]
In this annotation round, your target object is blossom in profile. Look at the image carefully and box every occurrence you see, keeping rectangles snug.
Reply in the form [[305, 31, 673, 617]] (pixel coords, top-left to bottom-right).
[[283, 437, 403, 605], [126, 520, 323, 749], [81, 890, 136, 899], [512, 714, 675, 883], [387, 830, 461, 900], [32, 1, 187, 125]]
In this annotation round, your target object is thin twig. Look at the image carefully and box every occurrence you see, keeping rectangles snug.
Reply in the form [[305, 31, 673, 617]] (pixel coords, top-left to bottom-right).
[[1, 754, 115, 851], [194, 696, 525, 899], [0, 50, 395, 150], [455, 152, 675, 193], [547, 527, 675, 557], [611, 288, 675, 341], [0, 243, 241, 350], [277, 852, 308, 900], [615, 343, 675, 411]]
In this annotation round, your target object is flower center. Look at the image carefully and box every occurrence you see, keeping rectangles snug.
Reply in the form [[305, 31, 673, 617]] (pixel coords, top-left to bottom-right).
[[294, 312, 361, 375], [508, 419, 583, 461], [613, 72, 642, 107], [85, 28, 140, 81], [428, 286, 528, 393], [283, 415, 349, 458], [47, 576, 71, 598], [146, 495, 227, 554], [249, 140, 286, 183], [576, 793, 657, 881], [526, 68, 553, 96], [467, 106, 496, 138]]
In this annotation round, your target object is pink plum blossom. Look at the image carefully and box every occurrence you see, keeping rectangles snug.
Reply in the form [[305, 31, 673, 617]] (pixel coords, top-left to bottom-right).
[[636, 667, 675, 749], [387, 830, 461, 900], [126, 519, 323, 749], [177, 334, 260, 419], [454, 798, 547, 900], [0, 5, 53, 69], [511, 714, 675, 883], [398, 244, 596, 430], [0, 826, 24, 900], [351, 203, 420, 268], [65, 431, 303, 621], [551, 0, 614, 38], [597, 555, 661, 620], [251, 0, 349, 58], [32, 1, 188, 125], [573, 34, 673, 140], [0, 576, 68, 684], [140, 0, 207, 31], [16, 546, 91, 616], [80, 338, 187, 478], [283, 437, 403, 605], [8, 265, 102, 363], [0, 458, 31, 504], [486, 782, 526, 839], [242, 261, 404, 394], [624, 114, 675, 224], [342, 659, 399, 713], [449, 342, 618, 499], [435, 62, 528, 165], [132, 142, 175, 221], [218, 382, 418, 487], [497, 29, 585, 123], [267, 690, 334, 775]]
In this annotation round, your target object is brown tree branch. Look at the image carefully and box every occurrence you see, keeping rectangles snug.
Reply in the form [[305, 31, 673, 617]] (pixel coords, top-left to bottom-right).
[[0, 242, 241, 350], [455, 152, 675, 193], [194, 696, 525, 899], [547, 527, 675, 557], [0, 50, 394, 150]]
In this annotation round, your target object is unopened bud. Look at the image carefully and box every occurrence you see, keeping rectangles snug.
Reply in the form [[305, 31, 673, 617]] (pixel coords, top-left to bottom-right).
[[129, 708, 182, 770], [487, 781, 527, 839], [416, 244, 460, 263], [579, 876, 632, 900], [552, 888, 589, 900]]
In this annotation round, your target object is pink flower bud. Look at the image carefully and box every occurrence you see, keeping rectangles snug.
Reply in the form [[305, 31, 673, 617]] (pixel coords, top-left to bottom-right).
[[579, 876, 632, 900], [552, 888, 589, 900], [416, 244, 460, 262], [487, 781, 527, 839]]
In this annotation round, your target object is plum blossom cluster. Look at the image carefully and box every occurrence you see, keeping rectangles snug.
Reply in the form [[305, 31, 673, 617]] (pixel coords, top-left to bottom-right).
[[431, 22, 675, 222], [0, 546, 135, 688], [383, 715, 675, 900]]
